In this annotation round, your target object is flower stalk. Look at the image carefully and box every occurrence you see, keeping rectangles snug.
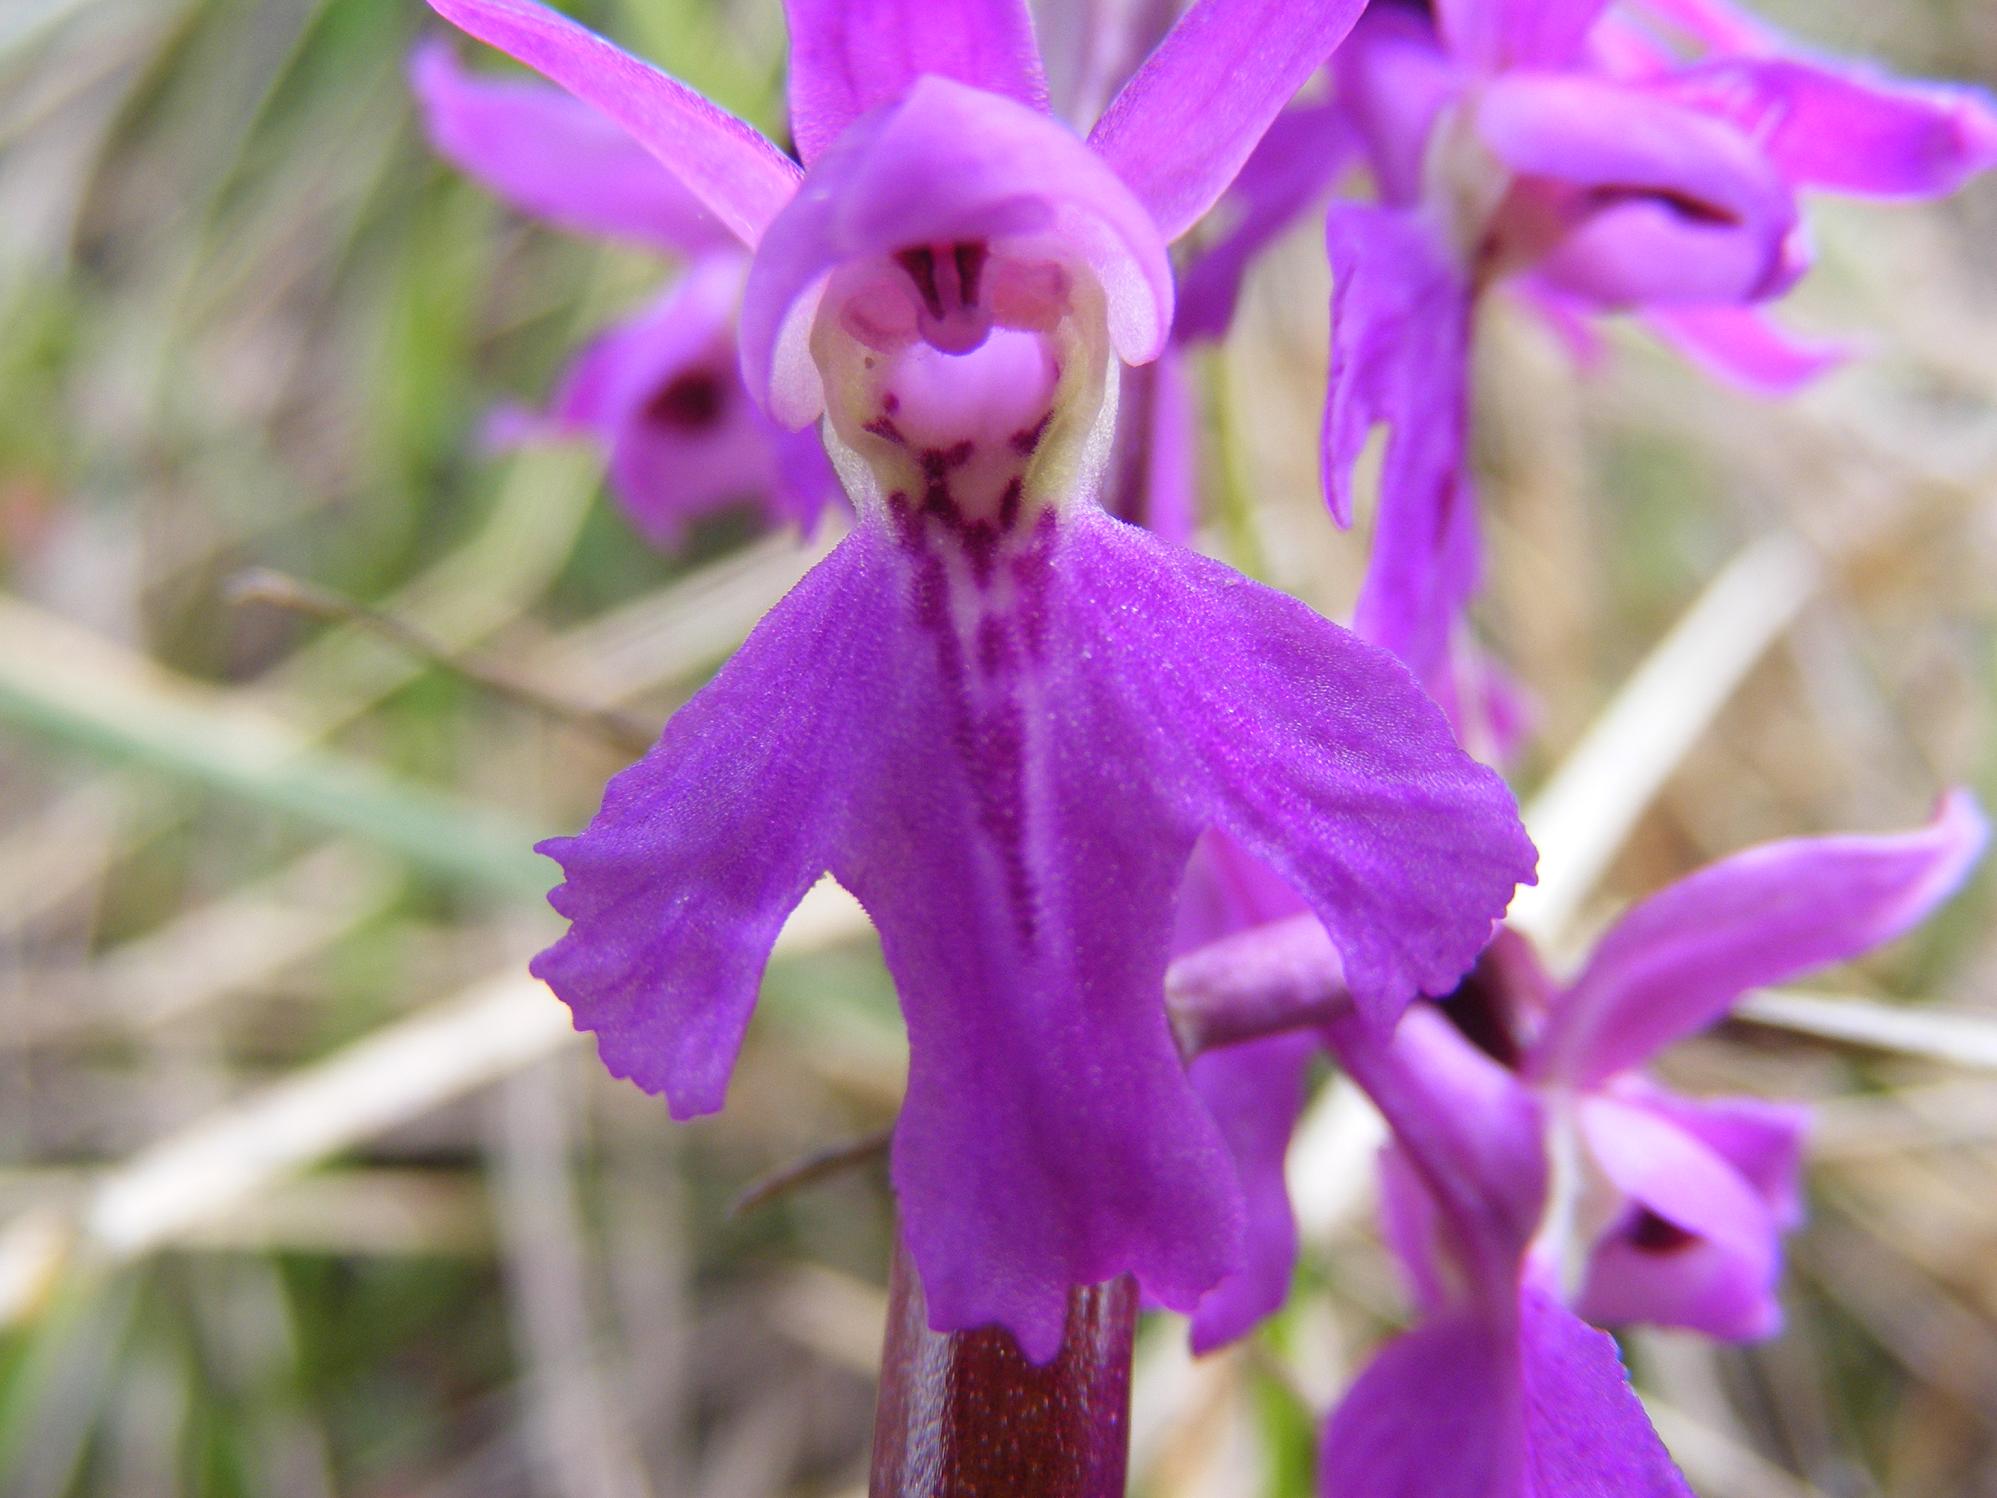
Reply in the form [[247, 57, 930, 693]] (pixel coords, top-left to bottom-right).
[[869, 1233, 1137, 1497]]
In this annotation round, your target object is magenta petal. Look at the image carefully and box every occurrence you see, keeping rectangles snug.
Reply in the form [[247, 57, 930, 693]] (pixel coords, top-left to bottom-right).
[[530, 531, 897, 1116], [1576, 1096, 1785, 1340], [1172, 828, 1311, 955], [1319, 1312, 1519, 1498], [1323, 204, 1479, 694], [823, 521, 1245, 1360], [1330, 1006, 1546, 1299], [1320, 1289, 1692, 1496], [1658, 57, 1997, 199], [1475, 72, 1798, 306], [426, 0, 800, 247], [1103, 346, 1200, 542], [1514, 1286, 1696, 1496], [1184, 1031, 1317, 1353], [783, 0, 1049, 165], [1628, 0, 1775, 56], [1437, 0, 1610, 70], [1639, 303, 1851, 395], [1176, 101, 1354, 342], [1332, 8, 1463, 209], [1535, 790, 1988, 1087], [1631, 1084, 1810, 1229], [1320, 1270, 1693, 1496], [1067, 516, 1535, 1028], [1086, 0, 1368, 242], [409, 40, 731, 253], [742, 76, 1173, 425]]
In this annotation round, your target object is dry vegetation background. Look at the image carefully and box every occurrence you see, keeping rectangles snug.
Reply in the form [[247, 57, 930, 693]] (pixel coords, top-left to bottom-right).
[[1, 0, 1995, 1494]]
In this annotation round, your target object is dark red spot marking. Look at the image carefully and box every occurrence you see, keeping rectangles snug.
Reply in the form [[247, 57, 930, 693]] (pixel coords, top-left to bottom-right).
[[643, 369, 726, 431], [976, 613, 1016, 678], [865, 415, 906, 446], [1627, 1210, 1699, 1255], [953, 242, 988, 305], [997, 478, 1023, 532], [921, 482, 962, 529], [1440, 956, 1524, 1071], [963, 520, 998, 588], [1009, 412, 1053, 456], [895, 246, 947, 319]]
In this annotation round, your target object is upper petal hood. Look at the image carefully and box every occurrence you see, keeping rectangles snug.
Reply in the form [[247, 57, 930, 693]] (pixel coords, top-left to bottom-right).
[[741, 76, 1174, 428]]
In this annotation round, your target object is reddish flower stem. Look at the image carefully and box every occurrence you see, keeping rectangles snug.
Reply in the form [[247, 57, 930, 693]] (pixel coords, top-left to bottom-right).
[[869, 1233, 1138, 1496]]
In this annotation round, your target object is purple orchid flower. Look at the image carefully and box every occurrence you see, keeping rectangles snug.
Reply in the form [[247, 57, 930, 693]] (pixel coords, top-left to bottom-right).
[[1173, 793, 1982, 1488], [425, 0, 1539, 1361], [410, 41, 839, 547], [1171, 792, 1982, 1392], [1321, 996, 1696, 1496], [1179, 0, 1997, 718]]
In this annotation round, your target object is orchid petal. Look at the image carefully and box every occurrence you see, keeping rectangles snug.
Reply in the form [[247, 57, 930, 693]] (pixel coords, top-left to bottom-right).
[[1172, 828, 1311, 955], [1068, 515, 1536, 1028], [1087, 0, 1367, 242], [1323, 204, 1480, 695], [1513, 1286, 1697, 1496], [741, 76, 1173, 426], [1577, 1096, 1784, 1339], [1627, 0, 1777, 57], [409, 39, 732, 253], [1330, 1005, 1546, 1301], [530, 530, 896, 1117], [1331, 7, 1462, 209], [1639, 303, 1851, 394], [426, 0, 800, 247], [1318, 1288, 1691, 1496], [783, 0, 1049, 165], [1319, 1312, 1520, 1498], [1184, 1032, 1318, 1353], [1536, 791, 1987, 1087], [1657, 57, 1997, 199], [826, 515, 1250, 1359], [1176, 101, 1354, 342], [1474, 72, 1799, 306], [1437, 0, 1611, 71], [1628, 1085, 1810, 1229], [1103, 346, 1199, 542]]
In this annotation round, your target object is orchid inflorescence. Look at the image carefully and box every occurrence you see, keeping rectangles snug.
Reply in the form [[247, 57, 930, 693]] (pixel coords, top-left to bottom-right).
[[413, 0, 1994, 1489]]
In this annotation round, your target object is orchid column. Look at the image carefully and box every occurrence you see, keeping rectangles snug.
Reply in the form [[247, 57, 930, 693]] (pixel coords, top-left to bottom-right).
[[426, 0, 1538, 1483]]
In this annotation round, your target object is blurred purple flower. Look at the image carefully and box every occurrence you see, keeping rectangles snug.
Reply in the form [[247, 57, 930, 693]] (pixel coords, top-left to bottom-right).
[[1172, 790, 1982, 1465], [1321, 997, 1696, 1497], [426, 0, 1538, 1359], [1185, 0, 1997, 720], [410, 41, 839, 546]]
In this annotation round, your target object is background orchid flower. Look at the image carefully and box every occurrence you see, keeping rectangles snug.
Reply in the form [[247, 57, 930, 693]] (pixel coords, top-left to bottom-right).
[[410, 40, 838, 546], [1319, 999, 1694, 1496], [425, 0, 1537, 1361], [1184, 0, 1997, 722], [1375, 793, 1986, 1349], [1165, 789, 1983, 1461]]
